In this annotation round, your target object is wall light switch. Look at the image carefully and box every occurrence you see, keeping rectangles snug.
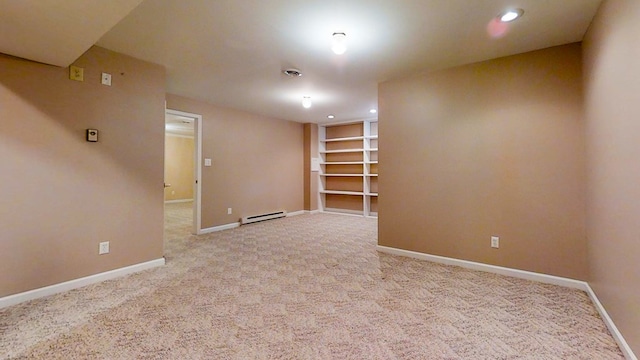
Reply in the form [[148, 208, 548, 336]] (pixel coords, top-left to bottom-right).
[[311, 157, 320, 172], [204, 158, 212, 167], [99, 241, 110, 255], [101, 72, 112, 86], [491, 236, 500, 249], [69, 66, 84, 81]]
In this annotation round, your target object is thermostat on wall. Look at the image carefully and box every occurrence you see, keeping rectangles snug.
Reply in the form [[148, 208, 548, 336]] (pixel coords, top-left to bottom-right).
[[86, 129, 99, 142]]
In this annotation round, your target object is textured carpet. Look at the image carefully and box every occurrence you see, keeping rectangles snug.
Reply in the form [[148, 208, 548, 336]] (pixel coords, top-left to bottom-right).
[[1, 203, 624, 359]]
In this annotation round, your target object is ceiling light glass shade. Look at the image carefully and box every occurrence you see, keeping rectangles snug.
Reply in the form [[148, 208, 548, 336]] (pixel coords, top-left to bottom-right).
[[332, 32, 347, 55], [327, 115, 335, 119], [302, 96, 312, 108], [370, 109, 377, 114], [499, 9, 524, 22]]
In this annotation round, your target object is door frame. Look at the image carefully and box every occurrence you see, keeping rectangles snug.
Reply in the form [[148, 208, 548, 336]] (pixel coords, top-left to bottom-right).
[[165, 108, 203, 235]]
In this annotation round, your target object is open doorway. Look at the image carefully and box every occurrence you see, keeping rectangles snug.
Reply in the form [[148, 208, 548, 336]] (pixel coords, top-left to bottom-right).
[[164, 109, 202, 238]]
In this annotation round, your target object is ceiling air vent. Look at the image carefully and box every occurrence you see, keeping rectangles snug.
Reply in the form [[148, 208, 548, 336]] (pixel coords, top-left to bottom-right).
[[283, 68, 302, 77]]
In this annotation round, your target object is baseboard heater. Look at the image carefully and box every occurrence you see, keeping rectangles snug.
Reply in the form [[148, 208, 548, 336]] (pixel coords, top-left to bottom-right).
[[241, 210, 287, 225]]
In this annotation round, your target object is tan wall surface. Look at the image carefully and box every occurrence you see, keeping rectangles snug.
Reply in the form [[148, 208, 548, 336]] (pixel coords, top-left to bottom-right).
[[304, 123, 318, 211], [378, 44, 587, 280], [583, 0, 640, 353], [0, 47, 166, 297], [164, 135, 194, 201], [166, 94, 304, 228]]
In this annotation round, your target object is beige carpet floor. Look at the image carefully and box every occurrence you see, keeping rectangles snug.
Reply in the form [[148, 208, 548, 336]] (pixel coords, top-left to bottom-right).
[[1, 202, 625, 359]]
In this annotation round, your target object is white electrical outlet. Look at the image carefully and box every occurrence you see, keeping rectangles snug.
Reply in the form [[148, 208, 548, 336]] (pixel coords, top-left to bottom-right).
[[99, 241, 110, 255], [101, 72, 112, 86], [491, 236, 499, 249], [227, 208, 232, 215]]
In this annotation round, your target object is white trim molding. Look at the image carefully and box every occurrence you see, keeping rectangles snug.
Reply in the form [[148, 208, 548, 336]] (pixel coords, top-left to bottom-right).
[[585, 286, 638, 360], [377, 245, 585, 289], [286, 210, 306, 217], [322, 208, 366, 217], [377, 245, 637, 360], [0, 258, 165, 309], [200, 222, 240, 234]]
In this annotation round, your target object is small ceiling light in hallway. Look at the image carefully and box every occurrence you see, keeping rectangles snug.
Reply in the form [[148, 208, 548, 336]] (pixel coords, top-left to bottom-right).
[[302, 96, 312, 108], [332, 32, 347, 55], [499, 9, 524, 22]]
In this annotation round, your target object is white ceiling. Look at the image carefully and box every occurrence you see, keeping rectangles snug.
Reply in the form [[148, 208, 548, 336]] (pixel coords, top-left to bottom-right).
[[0, 0, 143, 67], [1, 0, 602, 124], [165, 114, 195, 137]]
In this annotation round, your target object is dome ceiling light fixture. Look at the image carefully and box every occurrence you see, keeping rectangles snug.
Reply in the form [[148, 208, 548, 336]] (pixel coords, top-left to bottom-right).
[[331, 32, 347, 55], [283, 68, 302, 77], [302, 96, 312, 109], [499, 8, 524, 22]]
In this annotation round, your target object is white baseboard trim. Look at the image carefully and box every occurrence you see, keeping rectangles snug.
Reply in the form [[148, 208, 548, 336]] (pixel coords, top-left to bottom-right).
[[377, 245, 586, 289], [306, 210, 321, 215], [322, 208, 366, 217], [164, 199, 194, 204], [585, 286, 637, 360], [0, 258, 165, 309], [377, 245, 637, 360], [286, 210, 306, 217], [200, 222, 240, 234]]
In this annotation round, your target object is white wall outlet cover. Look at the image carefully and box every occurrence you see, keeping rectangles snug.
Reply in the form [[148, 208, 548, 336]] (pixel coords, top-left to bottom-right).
[[101, 72, 112, 86], [227, 208, 232, 215], [204, 158, 212, 167]]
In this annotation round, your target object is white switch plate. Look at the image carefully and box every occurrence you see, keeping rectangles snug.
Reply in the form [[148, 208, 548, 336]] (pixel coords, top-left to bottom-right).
[[99, 241, 110, 255], [311, 157, 320, 172], [101, 73, 112, 86], [204, 158, 212, 167], [491, 236, 499, 249], [227, 208, 232, 215]]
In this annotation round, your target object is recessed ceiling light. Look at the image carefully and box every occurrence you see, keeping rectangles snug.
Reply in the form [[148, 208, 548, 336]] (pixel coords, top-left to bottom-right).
[[283, 68, 302, 77], [332, 32, 347, 55], [370, 109, 377, 114], [499, 9, 524, 22], [302, 96, 312, 109], [327, 115, 335, 119]]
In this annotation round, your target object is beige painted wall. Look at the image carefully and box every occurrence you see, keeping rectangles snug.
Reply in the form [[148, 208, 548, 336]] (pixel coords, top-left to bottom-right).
[[583, 0, 640, 354], [0, 47, 166, 297], [378, 44, 587, 280], [303, 123, 318, 211], [165, 94, 304, 228], [164, 135, 194, 201]]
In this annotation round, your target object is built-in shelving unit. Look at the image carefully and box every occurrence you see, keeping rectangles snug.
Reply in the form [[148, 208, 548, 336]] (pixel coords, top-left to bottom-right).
[[318, 120, 378, 217]]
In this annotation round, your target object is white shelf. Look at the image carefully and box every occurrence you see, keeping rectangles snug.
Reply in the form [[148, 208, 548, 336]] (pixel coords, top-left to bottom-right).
[[321, 174, 364, 177], [321, 190, 364, 196], [318, 120, 378, 218], [321, 161, 364, 165], [323, 136, 364, 142], [320, 149, 364, 154]]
